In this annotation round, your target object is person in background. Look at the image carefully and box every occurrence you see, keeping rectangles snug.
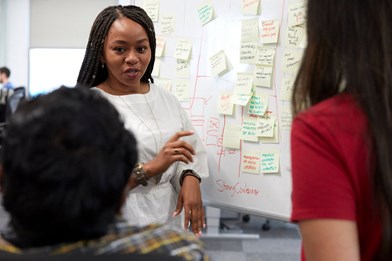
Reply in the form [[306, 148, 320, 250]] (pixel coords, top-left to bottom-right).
[[0, 86, 208, 260], [77, 5, 208, 236], [0, 67, 14, 123], [0, 67, 13, 90], [290, 0, 392, 260]]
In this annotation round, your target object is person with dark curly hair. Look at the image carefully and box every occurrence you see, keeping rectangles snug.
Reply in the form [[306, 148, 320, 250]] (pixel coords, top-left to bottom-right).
[[0, 87, 207, 260]]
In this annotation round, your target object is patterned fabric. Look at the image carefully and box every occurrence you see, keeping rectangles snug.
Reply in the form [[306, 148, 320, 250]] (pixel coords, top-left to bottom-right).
[[0, 220, 208, 261]]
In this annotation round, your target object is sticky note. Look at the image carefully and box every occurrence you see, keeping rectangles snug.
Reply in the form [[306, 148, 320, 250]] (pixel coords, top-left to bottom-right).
[[288, 1, 306, 27], [143, 0, 160, 22], [254, 65, 273, 88], [197, 0, 215, 26], [152, 59, 160, 77], [218, 91, 235, 115], [261, 20, 280, 44], [261, 152, 280, 173], [174, 39, 192, 61], [240, 42, 257, 64], [241, 117, 259, 142], [235, 72, 254, 95], [210, 50, 229, 77], [282, 48, 303, 74], [176, 60, 190, 78], [155, 36, 166, 57], [247, 92, 268, 116], [242, 151, 261, 174], [256, 47, 276, 66], [242, 18, 259, 43], [161, 15, 175, 34], [174, 79, 190, 102], [241, 0, 260, 16], [223, 124, 241, 149]]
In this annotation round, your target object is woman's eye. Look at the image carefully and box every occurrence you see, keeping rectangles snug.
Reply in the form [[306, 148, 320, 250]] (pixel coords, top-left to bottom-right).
[[137, 46, 147, 53], [114, 47, 126, 53]]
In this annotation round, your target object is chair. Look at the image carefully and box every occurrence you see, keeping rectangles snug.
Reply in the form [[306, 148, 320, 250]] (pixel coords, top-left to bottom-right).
[[6, 86, 26, 118]]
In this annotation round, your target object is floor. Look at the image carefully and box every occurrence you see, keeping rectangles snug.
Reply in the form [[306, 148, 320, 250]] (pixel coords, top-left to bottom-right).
[[200, 211, 301, 261], [0, 201, 301, 261]]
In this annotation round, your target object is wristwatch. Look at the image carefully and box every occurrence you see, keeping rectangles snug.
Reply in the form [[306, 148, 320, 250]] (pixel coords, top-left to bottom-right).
[[132, 163, 149, 186], [180, 169, 201, 186]]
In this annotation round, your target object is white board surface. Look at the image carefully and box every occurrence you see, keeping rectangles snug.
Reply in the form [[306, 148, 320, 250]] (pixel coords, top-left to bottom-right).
[[134, 0, 306, 221]]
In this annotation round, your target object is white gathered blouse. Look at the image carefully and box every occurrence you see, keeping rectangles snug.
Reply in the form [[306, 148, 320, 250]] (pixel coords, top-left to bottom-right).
[[93, 84, 209, 227]]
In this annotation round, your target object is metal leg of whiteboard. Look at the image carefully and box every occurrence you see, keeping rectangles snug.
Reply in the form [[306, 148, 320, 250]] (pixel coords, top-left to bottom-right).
[[202, 206, 259, 239]]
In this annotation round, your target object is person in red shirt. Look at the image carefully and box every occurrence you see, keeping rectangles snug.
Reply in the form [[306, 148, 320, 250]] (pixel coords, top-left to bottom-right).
[[290, 0, 392, 260]]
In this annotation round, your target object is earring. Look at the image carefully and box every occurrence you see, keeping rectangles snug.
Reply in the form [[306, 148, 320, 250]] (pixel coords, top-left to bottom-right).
[[101, 63, 105, 69]]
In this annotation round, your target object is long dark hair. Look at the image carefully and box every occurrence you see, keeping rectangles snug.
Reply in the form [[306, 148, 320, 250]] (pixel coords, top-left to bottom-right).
[[77, 5, 156, 87], [292, 0, 392, 259]]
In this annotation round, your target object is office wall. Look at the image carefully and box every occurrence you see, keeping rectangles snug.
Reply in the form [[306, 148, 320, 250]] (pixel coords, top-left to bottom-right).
[[4, 0, 123, 90]]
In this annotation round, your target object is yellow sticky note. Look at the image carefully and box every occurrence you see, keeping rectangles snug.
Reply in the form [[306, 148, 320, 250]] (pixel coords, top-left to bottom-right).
[[223, 124, 241, 149], [280, 75, 294, 101], [256, 47, 276, 66], [235, 72, 253, 95], [174, 79, 190, 102], [161, 15, 176, 34], [241, 0, 260, 16], [261, 152, 280, 174], [241, 117, 259, 142], [154, 78, 172, 92], [197, 0, 215, 26], [261, 20, 280, 44], [280, 102, 293, 131], [242, 151, 261, 174], [247, 92, 268, 116], [218, 91, 235, 115], [240, 42, 257, 64], [230, 93, 252, 106], [143, 0, 160, 22], [210, 50, 229, 77], [152, 59, 160, 77], [155, 36, 166, 57], [176, 60, 190, 79], [254, 65, 273, 88], [257, 115, 276, 137], [288, 1, 306, 27], [242, 18, 259, 43], [282, 48, 303, 74], [285, 24, 306, 48], [174, 39, 192, 61]]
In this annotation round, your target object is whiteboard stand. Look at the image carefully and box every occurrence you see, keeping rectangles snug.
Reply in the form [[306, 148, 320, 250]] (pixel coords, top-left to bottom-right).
[[201, 207, 259, 239]]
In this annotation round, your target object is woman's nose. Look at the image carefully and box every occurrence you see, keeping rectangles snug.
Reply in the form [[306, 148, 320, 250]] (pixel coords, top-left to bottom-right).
[[125, 50, 138, 64]]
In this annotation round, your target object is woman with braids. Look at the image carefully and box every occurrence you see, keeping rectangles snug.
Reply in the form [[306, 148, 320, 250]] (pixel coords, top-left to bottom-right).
[[77, 5, 208, 236], [290, 0, 392, 260]]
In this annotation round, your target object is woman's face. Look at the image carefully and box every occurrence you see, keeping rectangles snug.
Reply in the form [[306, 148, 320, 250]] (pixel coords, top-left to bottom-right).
[[102, 17, 151, 89]]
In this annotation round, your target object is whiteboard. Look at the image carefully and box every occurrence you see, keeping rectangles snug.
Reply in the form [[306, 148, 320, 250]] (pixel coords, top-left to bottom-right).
[[134, 0, 303, 221]]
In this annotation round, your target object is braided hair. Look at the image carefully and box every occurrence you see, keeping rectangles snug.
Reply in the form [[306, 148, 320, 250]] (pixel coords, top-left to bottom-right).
[[77, 5, 156, 87]]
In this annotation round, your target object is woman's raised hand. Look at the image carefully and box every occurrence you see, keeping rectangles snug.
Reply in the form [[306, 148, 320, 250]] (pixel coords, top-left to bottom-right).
[[144, 131, 195, 177]]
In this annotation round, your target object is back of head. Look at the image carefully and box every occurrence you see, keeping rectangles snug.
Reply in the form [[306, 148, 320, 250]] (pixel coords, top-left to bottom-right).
[[1, 86, 138, 248], [77, 5, 156, 87], [293, 0, 392, 112]]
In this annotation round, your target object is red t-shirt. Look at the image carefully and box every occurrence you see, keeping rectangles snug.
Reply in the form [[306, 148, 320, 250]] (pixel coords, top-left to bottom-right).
[[290, 93, 381, 260]]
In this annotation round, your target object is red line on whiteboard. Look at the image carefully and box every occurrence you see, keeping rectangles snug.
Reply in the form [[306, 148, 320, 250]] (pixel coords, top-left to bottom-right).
[[238, 107, 244, 178], [217, 115, 227, 174]]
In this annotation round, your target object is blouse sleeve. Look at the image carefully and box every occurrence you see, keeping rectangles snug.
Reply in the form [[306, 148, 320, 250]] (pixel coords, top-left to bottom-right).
[[171, 106, 209, 189], [290, 113, 356, 222]]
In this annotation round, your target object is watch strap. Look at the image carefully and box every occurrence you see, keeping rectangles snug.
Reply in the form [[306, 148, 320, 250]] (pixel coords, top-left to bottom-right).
[[133, 163, 149, 186], [180, 169, 201, 186]]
